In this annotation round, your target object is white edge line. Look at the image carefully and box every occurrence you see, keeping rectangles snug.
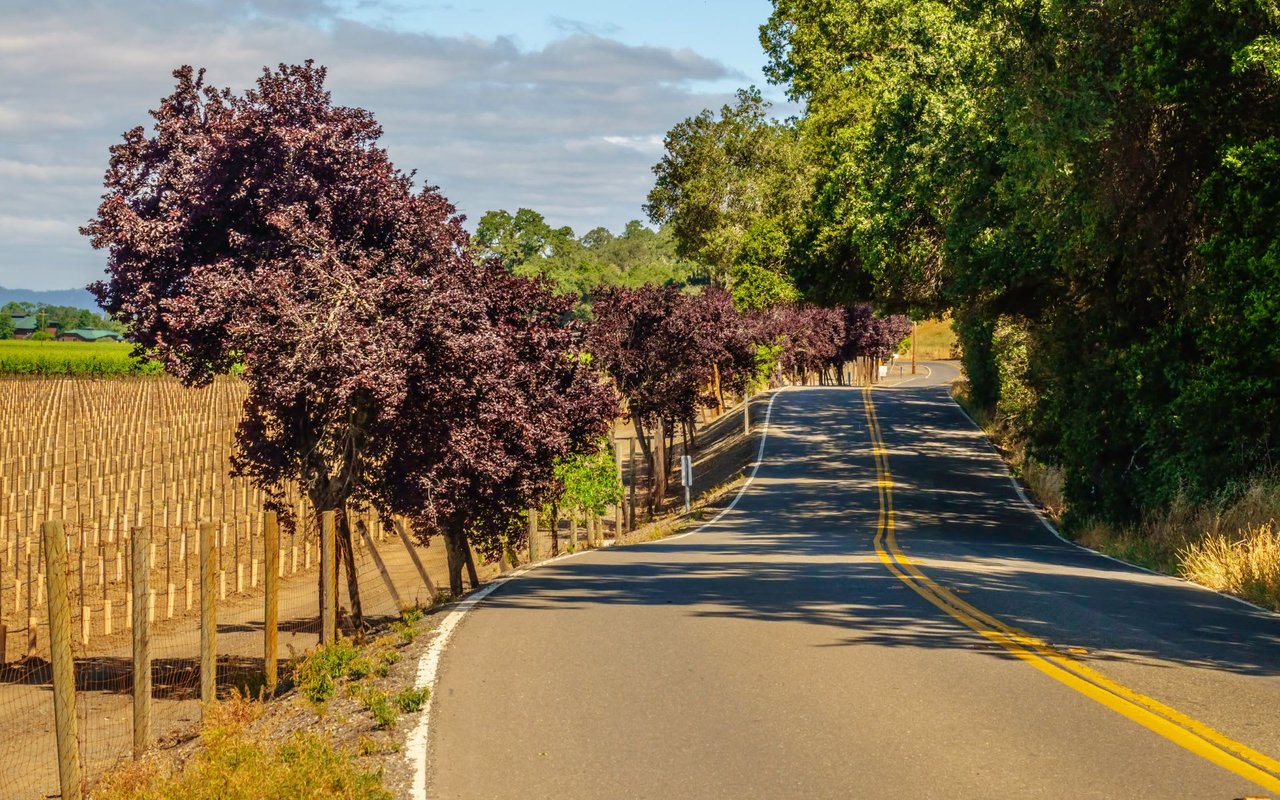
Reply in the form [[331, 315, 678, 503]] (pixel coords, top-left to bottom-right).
[[943, 387, 1275, 617], [407, 385, 794, 799], [890, 363, 933, 388]]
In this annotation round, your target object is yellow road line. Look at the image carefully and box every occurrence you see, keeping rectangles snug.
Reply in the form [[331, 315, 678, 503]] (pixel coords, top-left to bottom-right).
[[861, 387, 1280, 793]]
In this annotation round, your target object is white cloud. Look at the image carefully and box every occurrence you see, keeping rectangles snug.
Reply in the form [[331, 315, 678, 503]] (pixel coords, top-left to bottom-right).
[[601, 134, 665, 154], [0, 0, 738, 290], [0, 160, 98, 182], [0, 215, 79, 241]]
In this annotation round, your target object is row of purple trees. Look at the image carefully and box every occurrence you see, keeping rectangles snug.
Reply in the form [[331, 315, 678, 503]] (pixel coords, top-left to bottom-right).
[[84, 62, 912, 605], [586, 286, 911, 512], [761, 303, 913, 382]]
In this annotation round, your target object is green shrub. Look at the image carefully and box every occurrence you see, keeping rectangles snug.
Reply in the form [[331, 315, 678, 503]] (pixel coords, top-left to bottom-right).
[[293, 639, 362, 706], [358, 689, 398, 730], [391, 607, 425, 644], [392, 687, 429, 714]]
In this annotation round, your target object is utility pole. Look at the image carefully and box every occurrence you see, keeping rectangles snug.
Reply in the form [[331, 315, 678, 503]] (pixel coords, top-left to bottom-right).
[[911, 320, 917, 375]]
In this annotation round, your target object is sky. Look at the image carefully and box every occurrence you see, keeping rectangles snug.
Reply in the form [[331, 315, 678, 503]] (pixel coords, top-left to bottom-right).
[[0, 0, 783, 291]]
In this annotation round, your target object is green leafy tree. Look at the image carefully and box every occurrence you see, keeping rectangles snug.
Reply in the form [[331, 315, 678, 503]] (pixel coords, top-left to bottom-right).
[[475, 212, 694, 303], [731, 218, 800, 311], [646, 88, 811, 286], [554, 442, 622, 519]]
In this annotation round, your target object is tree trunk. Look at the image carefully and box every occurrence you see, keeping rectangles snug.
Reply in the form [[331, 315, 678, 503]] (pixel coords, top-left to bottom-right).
[[632, 411, 657, 519], [336, 512, 364, 632], [653, 417, 668, 514], [444, 518, 467, 596]]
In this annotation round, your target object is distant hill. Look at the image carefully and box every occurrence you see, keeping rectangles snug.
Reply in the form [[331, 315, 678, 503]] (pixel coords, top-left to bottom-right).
[[0, 286, 100, 311]]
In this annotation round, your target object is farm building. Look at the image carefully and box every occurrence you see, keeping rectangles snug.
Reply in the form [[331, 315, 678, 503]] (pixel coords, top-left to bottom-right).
[[55, 328, 125, 343], [9, 314, 59, 339]]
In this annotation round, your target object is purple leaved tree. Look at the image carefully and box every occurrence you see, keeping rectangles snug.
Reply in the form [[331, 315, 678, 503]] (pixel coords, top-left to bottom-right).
[[588, 285, 753, 513], [83, 62, 616, 612], [376, 265, 617, 594]]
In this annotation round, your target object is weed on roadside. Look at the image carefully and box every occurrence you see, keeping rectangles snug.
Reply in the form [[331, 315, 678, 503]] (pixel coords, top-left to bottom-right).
[[393, 686, 429, 714], [293, 639, 363, 707], [92, 690, 391, 800], [358, 689, 398, 730]]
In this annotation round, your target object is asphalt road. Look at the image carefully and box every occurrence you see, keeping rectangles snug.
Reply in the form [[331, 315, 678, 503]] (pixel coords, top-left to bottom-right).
[[428, 363, 1280, 799]]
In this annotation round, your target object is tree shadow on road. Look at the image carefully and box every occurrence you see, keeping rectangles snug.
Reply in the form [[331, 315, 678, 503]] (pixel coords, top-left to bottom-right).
[[477, 385, 1280, 679]]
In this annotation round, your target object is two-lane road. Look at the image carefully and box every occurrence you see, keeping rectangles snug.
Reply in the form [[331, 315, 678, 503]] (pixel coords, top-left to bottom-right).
[[427, 363, 1280, 799]]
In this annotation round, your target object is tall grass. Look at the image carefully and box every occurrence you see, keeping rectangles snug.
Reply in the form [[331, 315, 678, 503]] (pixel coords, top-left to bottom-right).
[[1075, 481, 1280, 610], [0, 339, 161, 376], [1180, 525, 1280, 609]]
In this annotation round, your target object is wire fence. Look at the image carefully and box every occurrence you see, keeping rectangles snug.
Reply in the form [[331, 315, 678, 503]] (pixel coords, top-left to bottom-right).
[[0, 376, 637, 799], [0, 506, 490, 799]]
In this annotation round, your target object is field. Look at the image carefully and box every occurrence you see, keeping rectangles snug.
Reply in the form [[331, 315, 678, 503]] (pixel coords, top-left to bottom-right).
[[0, 375, 480, 798], [0, 339, 161, 376], [911, 318, 958, 361]]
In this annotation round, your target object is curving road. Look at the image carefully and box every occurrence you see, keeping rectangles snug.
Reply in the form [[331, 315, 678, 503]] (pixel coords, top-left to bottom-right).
[[427, 363, 1280, 799]]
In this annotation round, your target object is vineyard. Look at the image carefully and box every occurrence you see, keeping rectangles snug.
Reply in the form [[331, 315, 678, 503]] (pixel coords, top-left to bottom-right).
[[0, 375, 519, 798], [0, 340, 160, 377]]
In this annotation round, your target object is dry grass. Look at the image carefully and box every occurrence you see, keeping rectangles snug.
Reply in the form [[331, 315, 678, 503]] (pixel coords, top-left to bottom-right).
[[89, 727, 391, 800], [1180, 524, 1280, 609], [912, 318, 959, 361], [1021, 458, 1066, 520], [1074, 478, 1280, 611], [90, 650, 405, 800]]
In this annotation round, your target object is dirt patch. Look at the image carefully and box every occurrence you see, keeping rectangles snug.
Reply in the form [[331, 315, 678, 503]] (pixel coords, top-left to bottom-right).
[[88, 603, 454, 799]]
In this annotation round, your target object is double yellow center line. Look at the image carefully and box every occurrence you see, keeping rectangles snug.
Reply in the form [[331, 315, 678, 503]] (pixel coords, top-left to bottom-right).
[[861, 386, 1280, 793]]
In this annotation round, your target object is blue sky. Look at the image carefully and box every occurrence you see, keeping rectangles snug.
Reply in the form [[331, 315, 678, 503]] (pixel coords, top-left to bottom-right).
[[0, 0, 782, 291]]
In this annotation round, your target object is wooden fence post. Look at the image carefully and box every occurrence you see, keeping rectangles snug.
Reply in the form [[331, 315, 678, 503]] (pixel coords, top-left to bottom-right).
[[131, 525, 151, 757], [320, 510, 335, 646], [263, 511, 279, 695], [42, 520, 81, 800], [200, 521, 217, 710], [527, 509, 538, 562], [743, 388, 751, 436]]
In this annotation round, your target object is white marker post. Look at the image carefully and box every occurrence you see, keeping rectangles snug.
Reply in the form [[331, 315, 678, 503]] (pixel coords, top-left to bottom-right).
[[681, 454, 693, 513]]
